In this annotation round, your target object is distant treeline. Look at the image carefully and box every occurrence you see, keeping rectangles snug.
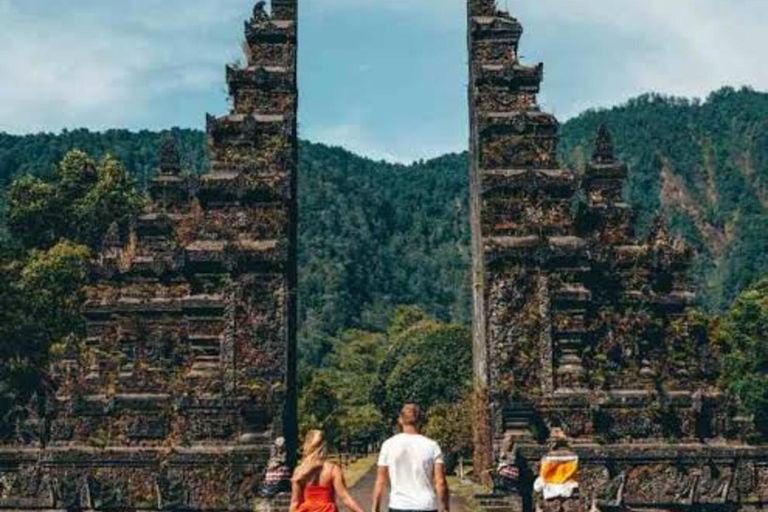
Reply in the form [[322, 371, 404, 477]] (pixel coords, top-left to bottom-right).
[[2, 87, 768, 354]]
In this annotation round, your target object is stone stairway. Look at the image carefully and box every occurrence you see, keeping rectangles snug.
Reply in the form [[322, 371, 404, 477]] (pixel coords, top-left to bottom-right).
[[188, 333, 223, 377], [475, 494, 524, 512], [253, 494, 291, 512]]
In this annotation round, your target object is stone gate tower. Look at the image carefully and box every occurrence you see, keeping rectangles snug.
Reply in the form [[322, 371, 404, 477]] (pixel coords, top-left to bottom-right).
[[0, 2, 298, 510], [468, 1, 768, 510]]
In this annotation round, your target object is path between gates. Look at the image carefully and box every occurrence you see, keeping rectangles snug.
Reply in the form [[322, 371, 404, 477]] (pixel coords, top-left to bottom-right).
[[348, 464, 471, 512]]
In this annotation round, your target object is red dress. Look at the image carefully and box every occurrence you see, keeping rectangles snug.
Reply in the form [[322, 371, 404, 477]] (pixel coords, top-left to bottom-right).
[[296, 483, 337, 512]]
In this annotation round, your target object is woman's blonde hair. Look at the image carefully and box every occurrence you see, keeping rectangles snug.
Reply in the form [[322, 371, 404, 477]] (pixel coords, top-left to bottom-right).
[[292, 429, 327, 483]]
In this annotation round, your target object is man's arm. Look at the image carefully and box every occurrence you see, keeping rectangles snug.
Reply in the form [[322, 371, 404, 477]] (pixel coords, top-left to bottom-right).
[[372, 466, 389, 512], [435, 462, 450, 512]]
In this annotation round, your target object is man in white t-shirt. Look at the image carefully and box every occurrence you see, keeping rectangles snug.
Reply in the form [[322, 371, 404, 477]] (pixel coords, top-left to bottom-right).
[[372, 403, 450, 512]]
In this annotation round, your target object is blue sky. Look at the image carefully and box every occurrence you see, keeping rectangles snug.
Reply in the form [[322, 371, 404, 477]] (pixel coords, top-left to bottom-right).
[[1, 0, 767, 162]]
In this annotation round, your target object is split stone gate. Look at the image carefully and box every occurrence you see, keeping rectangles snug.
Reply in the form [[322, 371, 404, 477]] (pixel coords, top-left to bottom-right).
[[1, 1, 767, 511]]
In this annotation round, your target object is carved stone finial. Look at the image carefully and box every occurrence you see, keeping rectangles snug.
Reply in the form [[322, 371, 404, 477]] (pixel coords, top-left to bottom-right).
[[158, 137, 181, 175], [252, 1, 270, 23], [592, 124, 615, 165], [271, 0, 297, 20], [102, 221, 122, 251], [649, 215, 671, 248], [469, 0, 497, 17]]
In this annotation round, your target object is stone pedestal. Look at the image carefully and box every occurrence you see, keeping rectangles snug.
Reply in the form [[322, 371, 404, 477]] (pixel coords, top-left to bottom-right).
[[476, 493, 525, 512], [535, 497, 582, 512]]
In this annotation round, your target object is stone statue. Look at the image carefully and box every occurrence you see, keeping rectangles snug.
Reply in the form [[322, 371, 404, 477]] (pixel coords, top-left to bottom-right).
[[253, 1, 270, 23], [534, 428, 579, 501], [592, 124, 615, 165], [269, 436, 287, 467], [493, 438, 521, 495], [259, 437, 291, 498]]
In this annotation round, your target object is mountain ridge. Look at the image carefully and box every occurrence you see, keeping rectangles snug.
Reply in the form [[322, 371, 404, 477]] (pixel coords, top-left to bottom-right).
[[1, 87, 767, 339]]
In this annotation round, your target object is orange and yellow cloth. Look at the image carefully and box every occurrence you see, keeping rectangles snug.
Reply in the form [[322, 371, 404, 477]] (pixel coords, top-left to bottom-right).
[[533, 453, 579, 500]]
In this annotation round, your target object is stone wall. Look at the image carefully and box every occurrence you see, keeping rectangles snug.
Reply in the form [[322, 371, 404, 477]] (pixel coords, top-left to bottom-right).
[[467, 1, 768, 510], [0, 2, 298, 510]]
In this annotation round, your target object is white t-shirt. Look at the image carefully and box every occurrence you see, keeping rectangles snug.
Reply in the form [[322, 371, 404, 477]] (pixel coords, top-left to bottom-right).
[[377, 433, 445, 511]]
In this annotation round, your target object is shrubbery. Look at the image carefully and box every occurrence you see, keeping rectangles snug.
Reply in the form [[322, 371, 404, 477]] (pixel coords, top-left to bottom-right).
[[715, 279, 768, 436], [0, 150, 143, 438], [300, 307, 474, 468]]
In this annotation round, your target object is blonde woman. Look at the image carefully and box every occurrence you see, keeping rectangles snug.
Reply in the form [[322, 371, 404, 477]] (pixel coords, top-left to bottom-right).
[[290, 430, 366, 512]]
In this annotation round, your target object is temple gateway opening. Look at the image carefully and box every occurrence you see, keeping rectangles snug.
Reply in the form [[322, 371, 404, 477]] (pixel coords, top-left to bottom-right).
[[0, 2, 766, 512]]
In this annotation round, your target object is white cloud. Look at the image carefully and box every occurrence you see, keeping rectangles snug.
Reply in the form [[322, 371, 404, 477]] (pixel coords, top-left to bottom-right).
[[309, 0, 768, 117], [533, 0, 768, 102], [0, 0, 255, 133], [0, 0, 767, 161]]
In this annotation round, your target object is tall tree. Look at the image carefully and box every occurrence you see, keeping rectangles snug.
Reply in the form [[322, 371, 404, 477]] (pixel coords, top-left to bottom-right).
[[715, 279, 768, 437], [375, 316, 471, 421], [0, 241, 90, 438]]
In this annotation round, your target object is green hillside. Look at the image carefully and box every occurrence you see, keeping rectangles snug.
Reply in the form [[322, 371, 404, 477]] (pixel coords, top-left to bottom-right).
[[0, 131, 472, 365], [561, 87, 768, 309], [296, 143, 470, 364], [1, 87, 767, 347]]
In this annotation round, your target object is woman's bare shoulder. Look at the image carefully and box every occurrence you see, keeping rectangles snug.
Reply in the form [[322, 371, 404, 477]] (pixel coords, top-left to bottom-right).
[[323, 461, 341, 473]]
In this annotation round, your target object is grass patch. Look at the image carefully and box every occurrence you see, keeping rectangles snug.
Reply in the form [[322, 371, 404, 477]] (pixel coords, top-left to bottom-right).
[[335, 454, 378, 488], [447, 465, 491, 512]]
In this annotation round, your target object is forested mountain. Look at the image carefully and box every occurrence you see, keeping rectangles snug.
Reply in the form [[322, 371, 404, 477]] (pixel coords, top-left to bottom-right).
[[296, 143, 470, 364], [0, 128, 207, 188], [1, 87, 767, 348], [561, 87, 768, 309]]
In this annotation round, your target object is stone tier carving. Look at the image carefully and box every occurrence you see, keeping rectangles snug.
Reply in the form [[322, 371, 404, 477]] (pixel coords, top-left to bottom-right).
[[0, 2, 298, 510], [467, 1, 767, 510]]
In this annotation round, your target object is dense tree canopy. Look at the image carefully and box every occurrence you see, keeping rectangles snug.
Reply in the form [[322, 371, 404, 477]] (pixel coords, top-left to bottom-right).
[[714, 279, 768, 437], [6, 150, 143, 250], [300, 308, 472, 461], [423, 397, 474, 473], [0, 149, 143, 439], [0, 241, 90, 438], [374, 308, 472, 420], [299, 329, 389, 449]]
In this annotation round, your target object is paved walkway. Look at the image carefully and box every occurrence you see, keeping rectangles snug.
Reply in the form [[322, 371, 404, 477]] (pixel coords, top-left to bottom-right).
[[348, 465, 468, 512]]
